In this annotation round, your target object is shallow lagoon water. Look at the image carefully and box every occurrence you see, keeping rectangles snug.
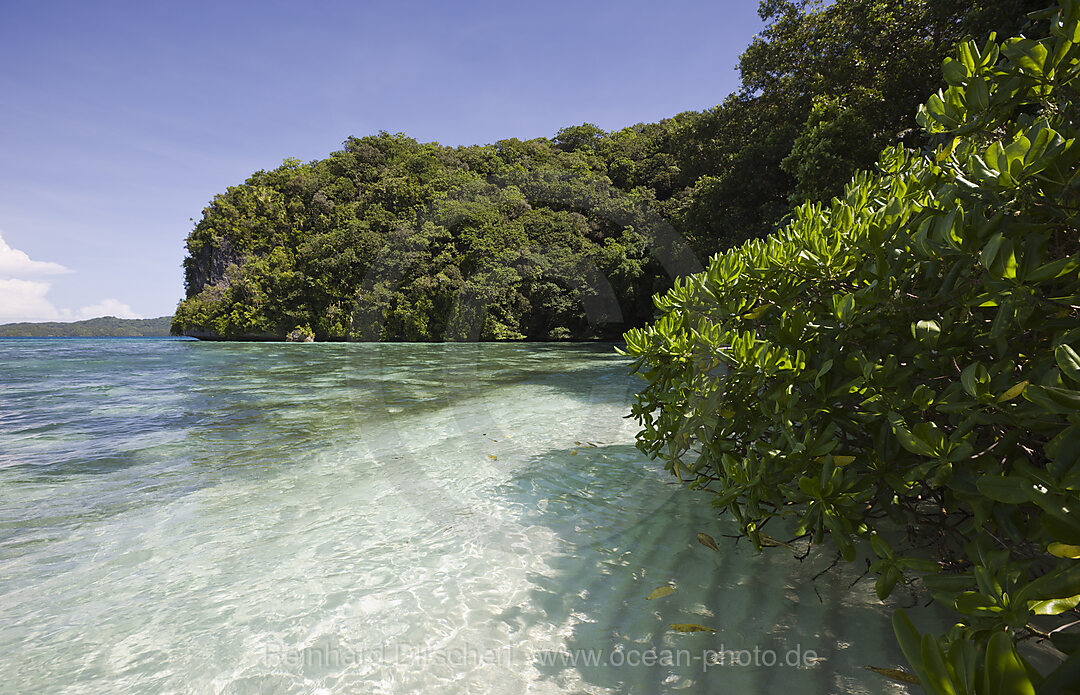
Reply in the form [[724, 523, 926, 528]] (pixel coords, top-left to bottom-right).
[[0, 339, 923, 693]]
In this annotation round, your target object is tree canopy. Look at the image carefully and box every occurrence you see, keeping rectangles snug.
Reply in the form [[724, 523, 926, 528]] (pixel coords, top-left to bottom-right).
[[173, 134, 690, 340]]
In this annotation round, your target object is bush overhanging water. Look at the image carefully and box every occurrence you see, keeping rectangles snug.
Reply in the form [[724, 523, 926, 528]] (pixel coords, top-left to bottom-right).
[[625, 2, 1080, 691]]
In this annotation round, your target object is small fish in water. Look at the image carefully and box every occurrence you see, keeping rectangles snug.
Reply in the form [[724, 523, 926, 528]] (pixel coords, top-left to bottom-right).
[[670, 623, 716, 633], [647, 586, 675, 600], [697, 533, 720, 553], [760, 534, 796, 550], [865, 667, 920, 685]]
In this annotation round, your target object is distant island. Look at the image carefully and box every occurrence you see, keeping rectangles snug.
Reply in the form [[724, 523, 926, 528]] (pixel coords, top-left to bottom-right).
[[0, 316, 173, 338]]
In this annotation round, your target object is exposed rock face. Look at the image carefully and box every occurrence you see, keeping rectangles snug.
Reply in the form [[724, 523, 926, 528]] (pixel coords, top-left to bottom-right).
[[178, 237, 275, 340], [183, 237, 243, 298], [285, 327, 315, 342]]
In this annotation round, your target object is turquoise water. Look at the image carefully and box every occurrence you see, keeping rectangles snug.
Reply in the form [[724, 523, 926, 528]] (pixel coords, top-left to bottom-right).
[[0, 339, 918, 693]]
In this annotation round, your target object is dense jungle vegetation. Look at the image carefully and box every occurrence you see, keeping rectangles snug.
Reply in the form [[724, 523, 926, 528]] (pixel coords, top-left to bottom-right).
[[627, 1, 1080, 691], [172, 0, 1042, 341]]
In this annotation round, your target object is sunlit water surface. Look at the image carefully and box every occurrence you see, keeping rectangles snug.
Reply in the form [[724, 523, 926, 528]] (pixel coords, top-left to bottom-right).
[[0, 339, 926, 693]]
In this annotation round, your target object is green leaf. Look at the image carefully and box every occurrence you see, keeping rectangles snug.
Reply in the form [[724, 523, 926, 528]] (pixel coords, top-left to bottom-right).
[[1043, 514, 1080, 546], [968, 77, 990, 112], [983, 631, 1035, 695], [943, 57, 969, 85], [1002, 37, 1049, 76], [921, 634, 959, 695], [1046, 425, 1080, 469], [923, 573, 974, 594], [900, 557, 942, 573], [1026, 563, 1080, 602], [824, 511, 856, 561], [955, 590, 1000, 615], [889, 413, 936, 457], [870, 532, 893, 559], [986, 141, 1007, 175], [981, 233, 1005, 270], [799, 476, 822, 497], [961, 362, 989, 398], [1049, 542, 1080, 559], [1027, 256, 1080, 283], [976, 475, 1032, 503], [892, 610, 932, 687], [1024, 384, 1080, 413], [998, 381, 1028, 402], [1056, 344, 1080, 384], [947, 639, 977, 693], [912, 320, 941, 347], [876, 566, 901, 600], [833, 292, 855, 323], [1028, 593, 1080, 615]]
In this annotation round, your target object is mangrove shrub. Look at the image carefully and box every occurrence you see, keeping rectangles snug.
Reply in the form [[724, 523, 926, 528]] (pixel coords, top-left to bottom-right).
[[624, 2, 1080, 691]]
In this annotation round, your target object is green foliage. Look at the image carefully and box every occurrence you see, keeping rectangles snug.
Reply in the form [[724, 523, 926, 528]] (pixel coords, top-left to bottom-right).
[[781, 92, 881, 203], [680, 0, 1045, 251], [173, 132, 674, 341], [625, 3, 1080, 690]]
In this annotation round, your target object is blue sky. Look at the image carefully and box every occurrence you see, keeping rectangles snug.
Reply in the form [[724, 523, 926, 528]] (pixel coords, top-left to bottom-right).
[[0, 0, 765, 322]]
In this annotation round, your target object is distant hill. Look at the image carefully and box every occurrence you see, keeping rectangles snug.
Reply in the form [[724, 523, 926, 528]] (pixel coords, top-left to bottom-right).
[[0, 316, 173, 337]]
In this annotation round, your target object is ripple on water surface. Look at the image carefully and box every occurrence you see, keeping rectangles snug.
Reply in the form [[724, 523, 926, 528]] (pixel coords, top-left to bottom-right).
[[0, 339, 929, 694]]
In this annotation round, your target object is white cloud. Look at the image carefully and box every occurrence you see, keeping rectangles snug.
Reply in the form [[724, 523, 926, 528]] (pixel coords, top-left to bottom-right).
[[0, 233, 70, 277], [0, 233, 142, 324], [0, 278, 62, 322], [73, 299, 140, 321]]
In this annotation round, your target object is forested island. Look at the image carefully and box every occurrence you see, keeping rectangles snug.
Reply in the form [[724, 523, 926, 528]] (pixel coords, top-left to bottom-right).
[[172, 0, 1039, 342], [0, 316, 173, 338]]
